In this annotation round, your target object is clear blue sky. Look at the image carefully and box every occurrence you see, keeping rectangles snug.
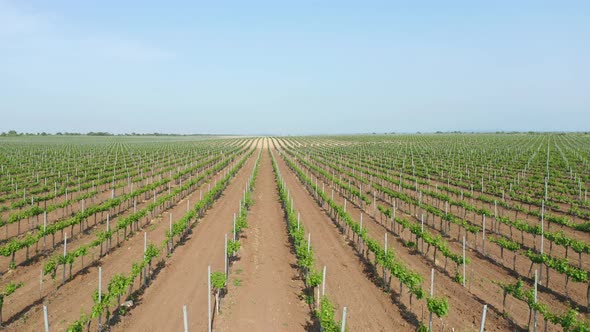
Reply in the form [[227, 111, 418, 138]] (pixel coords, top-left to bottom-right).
[[1, 0, 588, 134]]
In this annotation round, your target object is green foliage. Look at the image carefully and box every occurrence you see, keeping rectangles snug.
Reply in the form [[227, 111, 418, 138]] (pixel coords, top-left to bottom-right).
[[227, 239, 241, 255], [62, 146, 253, 330], [91, 289, 109, 319], [74, 246, 88, 258], [144, 243, 160, 262], [417, 323, 428, 332], [427, 297, 450, 318], [243, 192, 254, 210], [131, 262, 142, 279], [525, 250, 588, 282], [43, 257, 58, 279], [107, 274, 128, 303], [211, 271, 226, 290], [500, 279, 590, 331], [0, 146, 249, 271], [66, 313, 89, 332], [316, 296, 340, 332], [307, 269, 323, 288], [279, 149, 428, 300], [489, 235, 520, 252], [1, 281, 24, 307], [560, 309, 589, 332]]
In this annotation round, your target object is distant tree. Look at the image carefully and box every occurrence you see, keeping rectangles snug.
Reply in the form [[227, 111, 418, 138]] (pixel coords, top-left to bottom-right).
[[86, 132, 112, 136], [7, 130, 17, 136]]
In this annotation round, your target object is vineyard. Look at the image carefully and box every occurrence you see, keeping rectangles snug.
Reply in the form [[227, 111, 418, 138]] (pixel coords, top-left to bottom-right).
[[0, 134, 588, 331]]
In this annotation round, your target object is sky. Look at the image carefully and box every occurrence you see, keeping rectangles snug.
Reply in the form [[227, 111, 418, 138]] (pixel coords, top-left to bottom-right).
[[0, 1, 588, 135]]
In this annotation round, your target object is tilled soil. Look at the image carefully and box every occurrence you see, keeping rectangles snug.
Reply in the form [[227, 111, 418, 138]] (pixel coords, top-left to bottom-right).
[[4, 154, 249, 332], [308, 155, 584, 328], [216, 142, 312, 331], [111, 153, 257, 331], [0, 157, 229, 329], [272, 142, 412, 331]]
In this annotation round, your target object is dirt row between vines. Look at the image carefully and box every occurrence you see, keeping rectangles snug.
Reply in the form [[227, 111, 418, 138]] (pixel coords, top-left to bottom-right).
[[295, 141, 590, 250], [272, 141, 413, 331], [216, 140, 312, 331], [0, 152, 237, 329], [111, 149, 259, 331], [318, 149, 590, 252], [0, 155, 198, 274], [298, 139, 587, 228], [0, 155, 183, 244], [0, 139, 245, 244], [304, 149, 589, 311], [276, 142, 516, 332]]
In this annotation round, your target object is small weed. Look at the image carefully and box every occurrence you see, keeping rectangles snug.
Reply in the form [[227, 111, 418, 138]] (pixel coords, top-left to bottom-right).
[[235, 268, 243, 275], [118, 306, 129, 315], [405, 241, 417, 249], [233, 278, 242, 286]]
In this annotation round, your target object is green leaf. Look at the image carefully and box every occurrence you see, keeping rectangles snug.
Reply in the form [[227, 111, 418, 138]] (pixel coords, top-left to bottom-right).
[[211, 271, 226, 290]]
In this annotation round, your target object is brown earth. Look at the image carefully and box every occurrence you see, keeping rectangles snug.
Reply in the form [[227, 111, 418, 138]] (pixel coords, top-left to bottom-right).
[[216, 140, 312, 331], [111, 150, 257, 331], [271, 140, 413, 331], [312, 152, 589, 315], [275, 140, 516, 331], [3, 150, 248, 331], [283, 142, 586, 330]]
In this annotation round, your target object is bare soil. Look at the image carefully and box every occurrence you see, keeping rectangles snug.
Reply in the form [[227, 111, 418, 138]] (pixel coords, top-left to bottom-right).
[[272, 141, 413, 331], [111, 152, 257, 331], [3, 154, 242, 331], [216, 142, 312, 331]]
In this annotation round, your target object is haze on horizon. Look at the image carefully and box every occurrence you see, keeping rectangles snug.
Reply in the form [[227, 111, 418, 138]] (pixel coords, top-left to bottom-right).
[[1, 0, 588, 135]]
